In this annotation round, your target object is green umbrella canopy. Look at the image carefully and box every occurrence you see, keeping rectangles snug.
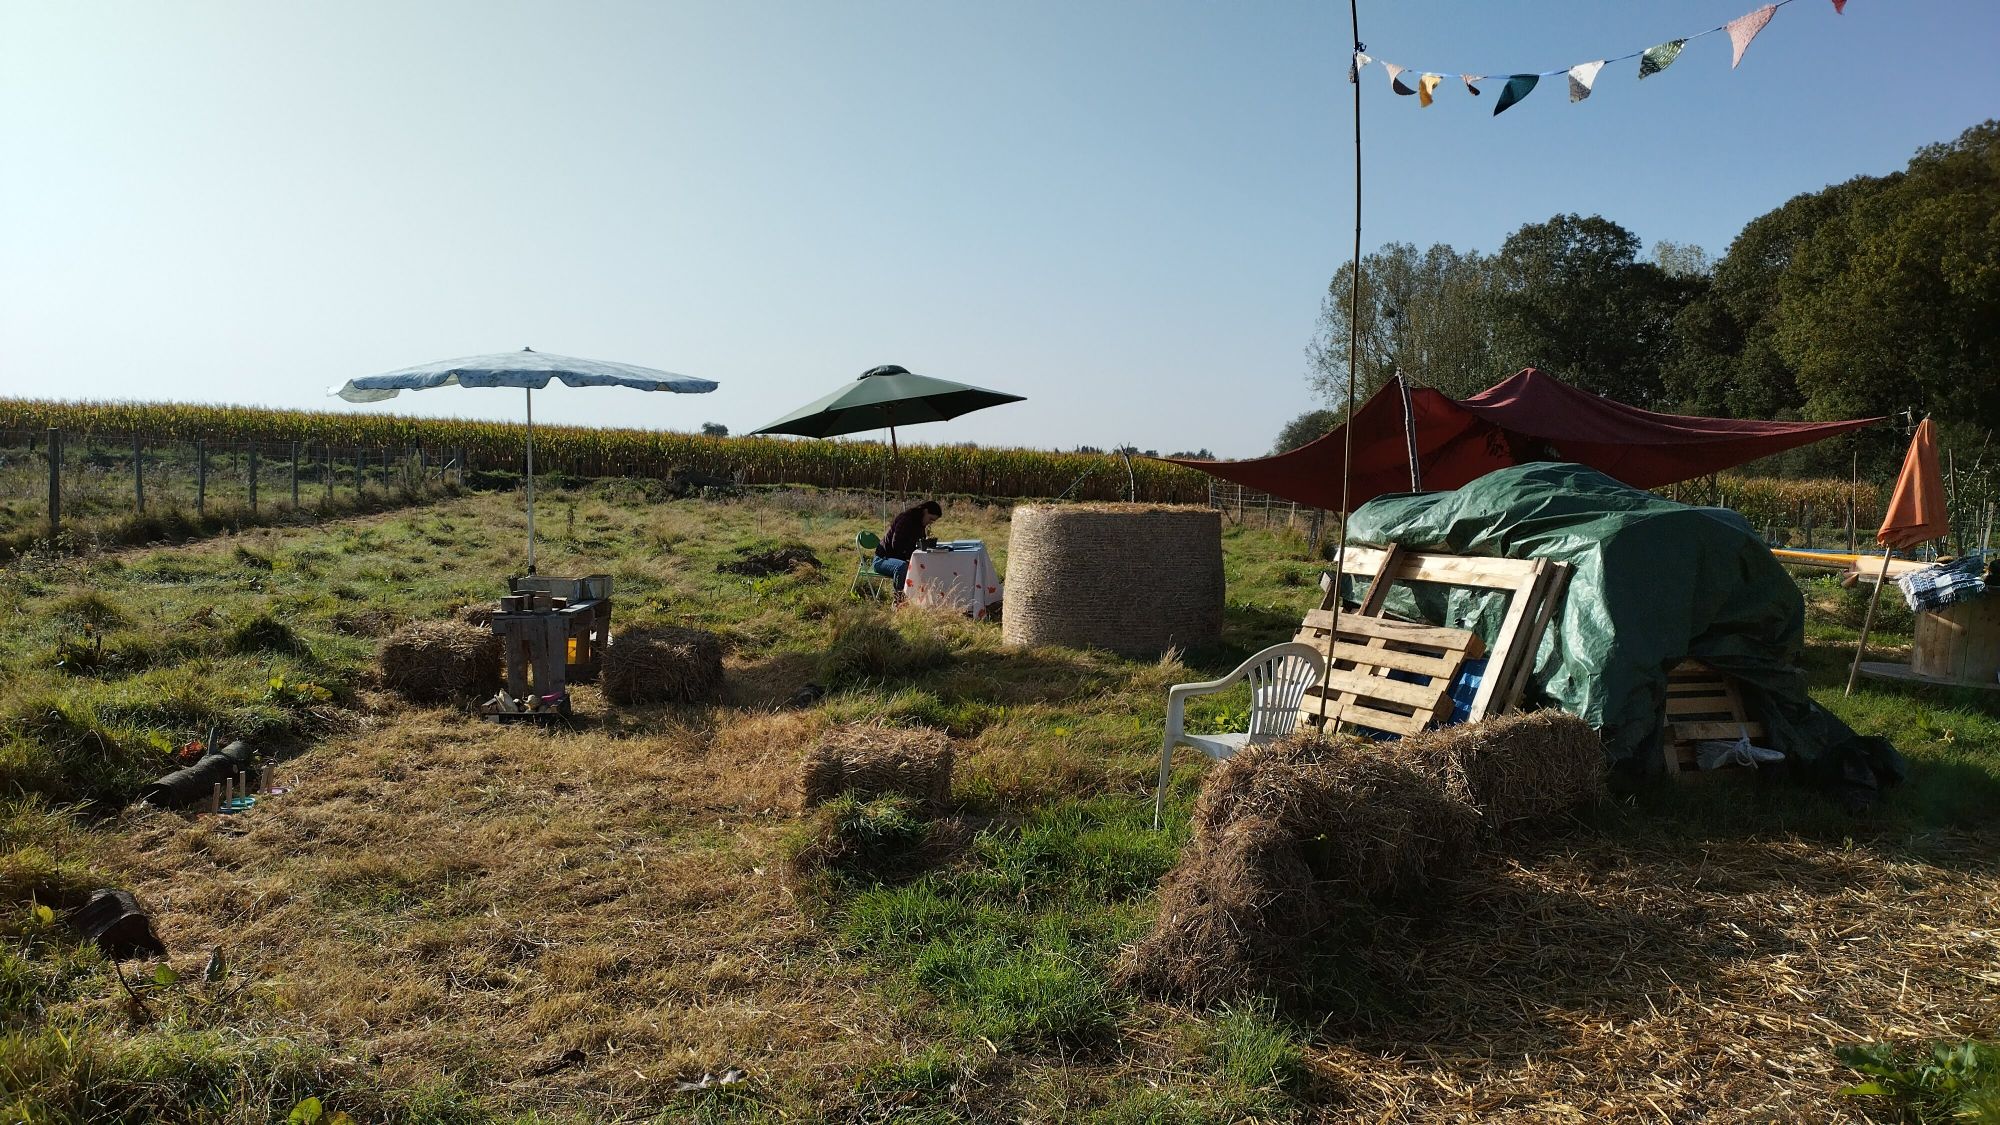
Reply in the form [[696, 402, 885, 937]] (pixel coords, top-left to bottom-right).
[[751, 365, 1025, 439]]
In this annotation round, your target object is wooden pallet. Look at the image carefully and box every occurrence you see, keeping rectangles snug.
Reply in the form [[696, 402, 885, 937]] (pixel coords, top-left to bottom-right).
[[1311, 545, 1571, 727], [1662, 660, 1768, 775], [1294, 609, 1485, 736]]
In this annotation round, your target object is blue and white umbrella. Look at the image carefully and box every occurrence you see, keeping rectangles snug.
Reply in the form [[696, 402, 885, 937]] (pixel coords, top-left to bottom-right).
[[331, 347, 717, 572]]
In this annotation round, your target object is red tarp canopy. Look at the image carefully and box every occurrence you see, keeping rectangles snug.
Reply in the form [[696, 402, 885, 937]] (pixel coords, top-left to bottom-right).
[[1168, 368, 1882, 512]]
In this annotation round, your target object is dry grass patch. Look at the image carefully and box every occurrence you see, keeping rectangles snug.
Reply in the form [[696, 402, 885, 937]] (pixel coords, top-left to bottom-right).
[[78, 711, 908, 1117]]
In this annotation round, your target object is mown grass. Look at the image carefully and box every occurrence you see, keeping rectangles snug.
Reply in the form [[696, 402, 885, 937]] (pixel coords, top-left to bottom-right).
[[0, 486, 1995, 1122]]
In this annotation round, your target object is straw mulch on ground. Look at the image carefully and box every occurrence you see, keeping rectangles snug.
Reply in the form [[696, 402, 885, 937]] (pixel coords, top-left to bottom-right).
[[378, 621, 502, 704], [601, 626, 725, 705], [1119, 713, 1607, 1004], [798, 722, 954, 810]]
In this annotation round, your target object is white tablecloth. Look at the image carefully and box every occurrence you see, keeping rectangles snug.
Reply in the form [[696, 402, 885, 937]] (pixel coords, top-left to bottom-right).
[[907, 541, 1003, 619]]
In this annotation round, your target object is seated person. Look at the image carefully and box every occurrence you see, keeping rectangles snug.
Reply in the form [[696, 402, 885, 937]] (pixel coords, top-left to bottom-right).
[[872, 500, 942, 592]]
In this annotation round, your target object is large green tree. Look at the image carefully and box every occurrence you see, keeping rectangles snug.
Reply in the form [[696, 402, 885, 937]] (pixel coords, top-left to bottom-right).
[[1485, 214, 1705, 406], [1308, 241, 1497, 410], [1774, 121, 2000, 449], [1663, 177, 1887, 421]]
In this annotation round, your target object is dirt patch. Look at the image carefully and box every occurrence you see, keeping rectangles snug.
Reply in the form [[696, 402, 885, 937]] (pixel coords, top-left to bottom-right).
[[717, 545, 821, 578]]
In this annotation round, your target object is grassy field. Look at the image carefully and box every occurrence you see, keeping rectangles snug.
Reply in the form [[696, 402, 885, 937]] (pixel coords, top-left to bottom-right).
[[3, 486, 1999, 1123]]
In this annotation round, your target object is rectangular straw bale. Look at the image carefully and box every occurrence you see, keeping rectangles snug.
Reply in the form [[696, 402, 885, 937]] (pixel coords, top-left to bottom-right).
[[798, 722, 954, 809], [1396, 710, 1606, 829]]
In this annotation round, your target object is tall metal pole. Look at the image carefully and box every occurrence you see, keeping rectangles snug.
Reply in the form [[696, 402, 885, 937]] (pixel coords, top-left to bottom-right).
[[525, 386, 538, 574], [1322, 0, 1365, 682]]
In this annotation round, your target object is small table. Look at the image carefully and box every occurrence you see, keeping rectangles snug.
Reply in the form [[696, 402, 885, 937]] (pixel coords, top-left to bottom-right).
[[907, 540, 1003, 619]]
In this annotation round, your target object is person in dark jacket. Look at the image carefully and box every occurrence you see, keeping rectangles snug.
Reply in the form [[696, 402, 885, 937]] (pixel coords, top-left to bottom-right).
[[873, 500, 942, 592]]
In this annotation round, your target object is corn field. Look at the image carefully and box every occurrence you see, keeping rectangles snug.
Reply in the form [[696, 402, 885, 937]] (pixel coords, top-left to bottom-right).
[[0, 398, 1210, 506]]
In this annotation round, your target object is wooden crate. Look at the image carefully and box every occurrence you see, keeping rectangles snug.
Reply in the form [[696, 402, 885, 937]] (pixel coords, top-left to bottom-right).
[[1662, 660, 1768, 775]]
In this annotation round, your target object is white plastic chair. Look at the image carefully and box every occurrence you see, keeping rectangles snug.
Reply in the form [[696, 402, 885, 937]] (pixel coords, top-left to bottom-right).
[[1152, 641, 1327, 828]]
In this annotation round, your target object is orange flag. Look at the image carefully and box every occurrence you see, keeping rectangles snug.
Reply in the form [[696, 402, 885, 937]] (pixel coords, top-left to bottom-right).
[[1877, 418, 1948, 549]]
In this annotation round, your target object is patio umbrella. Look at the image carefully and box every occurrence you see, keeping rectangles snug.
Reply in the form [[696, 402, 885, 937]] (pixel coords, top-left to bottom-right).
[[331, 347, 717, 572], [750, 364, 1024, 491]]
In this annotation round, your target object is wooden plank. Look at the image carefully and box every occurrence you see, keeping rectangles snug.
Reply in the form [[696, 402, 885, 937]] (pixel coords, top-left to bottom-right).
[[1498, 562, 1569, 713], [1466, 559, 1550, 722], [1390, 554, 1545, 588], [1318, 701, 1432, 737], [1301, 611, 1480, 652], [1308, 669, 1447, 711], [1356, 544, 1404, 617], [1324, 641, 1459, 679], [1326, 545, 1389, 583], [1667, 695, 1738, 716], [1669, 720, 1769, 741], [1484, 562, 1555, 717]]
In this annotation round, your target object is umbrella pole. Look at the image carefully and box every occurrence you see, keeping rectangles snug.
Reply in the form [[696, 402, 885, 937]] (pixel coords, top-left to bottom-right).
[[525, 387, 537, 575], [1844, 547, 1895, 695]]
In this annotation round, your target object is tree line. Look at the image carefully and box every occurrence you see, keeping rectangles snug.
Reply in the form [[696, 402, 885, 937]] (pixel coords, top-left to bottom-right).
[[1283, 119, 1999, 475]]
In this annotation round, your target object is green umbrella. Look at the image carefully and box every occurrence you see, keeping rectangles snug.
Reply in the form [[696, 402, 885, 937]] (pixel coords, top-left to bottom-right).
[[751, 364, 1025, 484]]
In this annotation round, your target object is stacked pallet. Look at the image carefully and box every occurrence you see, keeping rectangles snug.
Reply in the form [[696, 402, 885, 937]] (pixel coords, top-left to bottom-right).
[[1295, 544, 1570, 739]]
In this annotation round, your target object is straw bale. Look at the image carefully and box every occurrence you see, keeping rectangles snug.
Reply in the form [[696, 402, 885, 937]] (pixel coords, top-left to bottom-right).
[[1001, 504, 1223, 656], [1116, 734, 1480, 1002], [1396, 710, 1607, 830], [378, 621, 502, 704], [798, 722, 953, 810], [602, 626, 725, 705], [456, 603, 497, 628]]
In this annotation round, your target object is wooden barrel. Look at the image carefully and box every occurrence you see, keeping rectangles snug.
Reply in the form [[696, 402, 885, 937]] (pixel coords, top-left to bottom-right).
[[1911, 592, 2000, 684]]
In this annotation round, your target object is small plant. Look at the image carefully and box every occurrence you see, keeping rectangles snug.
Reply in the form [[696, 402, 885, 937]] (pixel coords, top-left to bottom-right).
[[1837, 1039, 2000, 1122], [265, 675, 331, 707], [46, 628, 107, 675]]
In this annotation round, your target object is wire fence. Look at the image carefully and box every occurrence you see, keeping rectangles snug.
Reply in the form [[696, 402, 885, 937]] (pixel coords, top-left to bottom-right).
[[0, 428, 464, 557]]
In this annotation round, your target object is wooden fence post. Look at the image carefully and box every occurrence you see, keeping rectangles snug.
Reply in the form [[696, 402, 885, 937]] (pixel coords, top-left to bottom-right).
[[290, 441, 300, 507], [248, 445, 259, 512], [196, 440, 208, 515], [355, 449, 365, 495], [323, 444, 333, 503], [46, 428, 60, 543], [132, 432, 145, 514]]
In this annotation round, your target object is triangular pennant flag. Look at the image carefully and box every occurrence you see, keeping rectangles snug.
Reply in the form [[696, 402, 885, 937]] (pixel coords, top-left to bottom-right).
[[1351, 51, 1372, 83], [1727, 5, 1777, 69], [1638, 39, 1687, 79], [1567, 60, 1606, 102], [1493, 74, 1539, 116], [1385, 63, 1417, 96], [1418, 73, 1443, 107], [1830, 0, 1847, 11], [1461, 74, 1484, 95], [1878, 418, 1948, 549]]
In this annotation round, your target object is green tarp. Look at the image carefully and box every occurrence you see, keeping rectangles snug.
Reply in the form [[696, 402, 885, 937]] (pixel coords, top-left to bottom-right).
[[1343, 463, 1902, 792]]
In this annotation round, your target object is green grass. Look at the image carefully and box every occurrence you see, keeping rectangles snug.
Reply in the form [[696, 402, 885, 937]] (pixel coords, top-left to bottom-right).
[[0, 485, 1996, 1121]]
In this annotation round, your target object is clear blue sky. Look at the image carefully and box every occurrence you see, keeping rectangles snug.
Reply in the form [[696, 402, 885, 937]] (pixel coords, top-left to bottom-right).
[[3, 1, 1995, 458]]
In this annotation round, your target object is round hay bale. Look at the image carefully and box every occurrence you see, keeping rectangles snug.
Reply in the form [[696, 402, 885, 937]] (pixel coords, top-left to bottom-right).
[[799, 722, 953, 809], [378, 621, 501, 704], [602, 626, 725, 705], [1001, 504, 1223, 656], [1396, 711, 1606, 830]]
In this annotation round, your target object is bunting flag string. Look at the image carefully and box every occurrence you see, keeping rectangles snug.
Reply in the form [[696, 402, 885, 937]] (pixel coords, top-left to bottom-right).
[[1360, 0, 1843, 114], [1567, 60, 1606, 102], [1726, 5, 1778, 68], [1638, 39, 1687, 79]]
